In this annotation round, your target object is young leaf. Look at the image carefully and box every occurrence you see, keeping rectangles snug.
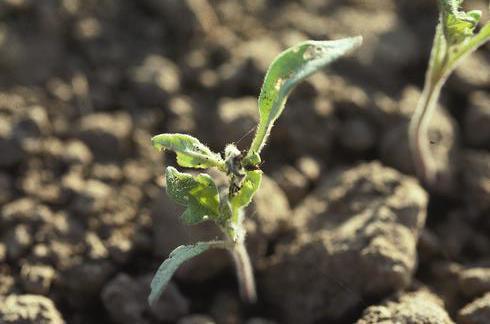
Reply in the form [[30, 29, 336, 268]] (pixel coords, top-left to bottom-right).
[[247, 36, 363, 158], [440, 0, 481, 45], [148, 241, 227, 306], [152, 133, 225, 170], [242, 152, 261, 168], [436, 0, 490, 72], [230, 170, 262, 217], [449, 22, 490, 67], [166, 166, 220, 224]]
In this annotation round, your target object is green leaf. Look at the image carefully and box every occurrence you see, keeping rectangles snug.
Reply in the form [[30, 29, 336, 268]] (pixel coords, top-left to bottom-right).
[[242, 152, 261, 168], [450, 22, 490, 65], [148, 241, 227, 306], [246, 36, 362, 158], [439, 0, 481, 45], [230, 170, 262, 215], [152, 133, 225, 170], [429, 1, 490, 81], [166, 166, 220, 224]]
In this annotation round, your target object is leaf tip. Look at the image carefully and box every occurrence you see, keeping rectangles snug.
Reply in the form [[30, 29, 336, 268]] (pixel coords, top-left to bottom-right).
[[165, 165, 177, 175], [151, 134, 165, 151], [352, 35, 363, 48], [335, 35, 363, 55], [148, 293, 156, 308], [305, 35, 363, 63]]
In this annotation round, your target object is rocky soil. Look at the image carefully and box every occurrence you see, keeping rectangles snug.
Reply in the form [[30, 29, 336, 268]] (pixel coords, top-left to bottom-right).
[[0, 0, 489, 323]]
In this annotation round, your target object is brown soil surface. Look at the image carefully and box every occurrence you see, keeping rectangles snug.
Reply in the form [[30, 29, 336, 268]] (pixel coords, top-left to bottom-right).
[[0, 1, 489, 323]]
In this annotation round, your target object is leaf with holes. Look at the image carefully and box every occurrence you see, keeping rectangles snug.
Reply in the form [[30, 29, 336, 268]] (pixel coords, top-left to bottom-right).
[[432, 0, 490, 76], [230, 170, 262, 216], [247, 36, 363, 158], [152, 133, 225, 170], [166, 166, 220, 224], [440, 0, 481, 45]]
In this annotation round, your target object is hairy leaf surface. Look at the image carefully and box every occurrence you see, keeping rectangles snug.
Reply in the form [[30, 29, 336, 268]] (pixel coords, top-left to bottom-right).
[[166, 166, 220, 224], [152, 133, 224, 169], [440, 0, 481, 44], [230, 170, 262, 215], [432, 0, 490, 77]]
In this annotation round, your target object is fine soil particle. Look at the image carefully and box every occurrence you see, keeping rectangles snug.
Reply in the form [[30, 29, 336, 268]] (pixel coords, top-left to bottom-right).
[[0, 0, 489, 323], [0, 294, 64, 324]]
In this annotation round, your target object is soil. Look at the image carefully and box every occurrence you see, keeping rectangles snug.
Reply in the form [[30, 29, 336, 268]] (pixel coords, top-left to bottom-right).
[[0, 1, 489, 323]]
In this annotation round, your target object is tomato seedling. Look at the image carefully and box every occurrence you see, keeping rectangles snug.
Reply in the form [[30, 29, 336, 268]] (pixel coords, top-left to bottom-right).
[[148, 36, 362, 306], [409, 0, 490, 187]]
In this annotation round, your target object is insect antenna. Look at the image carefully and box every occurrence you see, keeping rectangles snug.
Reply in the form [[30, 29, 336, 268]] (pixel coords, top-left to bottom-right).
[[235, 126, 257, 146]]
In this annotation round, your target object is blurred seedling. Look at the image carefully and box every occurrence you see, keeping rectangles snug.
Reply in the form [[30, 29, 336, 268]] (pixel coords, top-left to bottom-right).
[[409, 0, 490, 188], [148, 36, 362, 306]]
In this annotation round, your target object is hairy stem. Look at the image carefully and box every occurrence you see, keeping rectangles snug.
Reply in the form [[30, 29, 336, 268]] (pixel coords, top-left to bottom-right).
[[247, 122, 269, 159], [230, 240, 257, 303]]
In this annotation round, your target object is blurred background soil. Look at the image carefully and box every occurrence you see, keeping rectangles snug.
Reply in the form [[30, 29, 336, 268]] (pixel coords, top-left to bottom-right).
[[0, 0, 489, 323]]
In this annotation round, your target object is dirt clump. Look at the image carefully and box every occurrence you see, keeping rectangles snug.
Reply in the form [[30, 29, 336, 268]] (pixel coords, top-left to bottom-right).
[[216, 96, 258, 148], [356, 288, 454, 324], [0, 294, 64, 324], [0, 0, 489, 322], [459, 292, 490, 324], [460, 150, 490, 211], [464, 92, 490, 150], [261, 162, 427, 323], [178, 314, 216, 324], [102, 273, 189, 324], [77, 112, 133, 161]]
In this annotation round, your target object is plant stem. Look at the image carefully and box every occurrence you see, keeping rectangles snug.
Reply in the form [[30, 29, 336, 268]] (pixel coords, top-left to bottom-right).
[[408, 76, 444, 186], [230, 240, 257, 303]]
